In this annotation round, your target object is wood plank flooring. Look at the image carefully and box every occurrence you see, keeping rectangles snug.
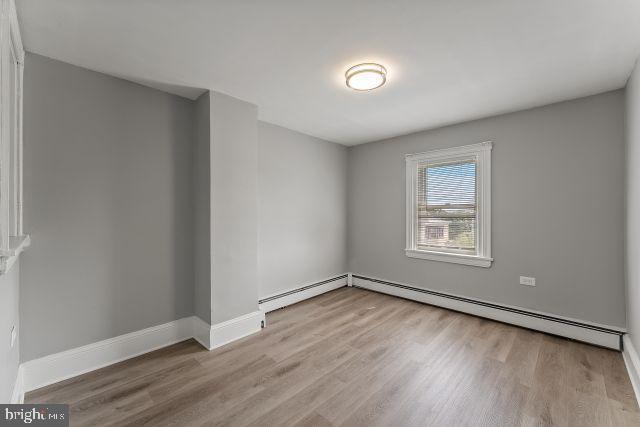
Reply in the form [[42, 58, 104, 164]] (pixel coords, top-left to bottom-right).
[[26, 287, 640, 426]]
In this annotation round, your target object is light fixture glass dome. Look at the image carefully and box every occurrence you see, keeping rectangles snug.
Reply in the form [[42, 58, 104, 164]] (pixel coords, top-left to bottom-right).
[[345, 63, 387, 91]]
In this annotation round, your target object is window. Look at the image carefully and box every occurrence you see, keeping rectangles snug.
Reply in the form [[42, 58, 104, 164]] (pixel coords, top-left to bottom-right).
[[0, 0, 28, 275], [406, 142, 492, 267]]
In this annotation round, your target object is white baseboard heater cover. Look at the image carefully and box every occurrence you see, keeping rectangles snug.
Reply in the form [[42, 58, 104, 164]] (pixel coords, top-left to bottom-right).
[[352, 274, 623, 351], [259, 274, 348, 313]]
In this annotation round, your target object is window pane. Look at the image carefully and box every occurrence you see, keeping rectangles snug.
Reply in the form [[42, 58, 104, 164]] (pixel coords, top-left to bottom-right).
[[417, 160, 476, 251]]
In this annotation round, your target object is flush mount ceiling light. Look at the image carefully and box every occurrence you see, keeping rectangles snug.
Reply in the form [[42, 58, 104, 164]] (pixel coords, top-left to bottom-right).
[[345, 63, 387, 91]]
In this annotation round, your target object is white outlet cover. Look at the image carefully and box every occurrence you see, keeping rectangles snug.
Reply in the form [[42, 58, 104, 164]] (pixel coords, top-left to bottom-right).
[[10, 325, 16, 348], [520, 276, 536, 286]]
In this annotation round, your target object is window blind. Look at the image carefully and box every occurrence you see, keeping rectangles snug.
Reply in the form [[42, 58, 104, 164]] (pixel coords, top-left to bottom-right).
[[416, 158, 477, 252]]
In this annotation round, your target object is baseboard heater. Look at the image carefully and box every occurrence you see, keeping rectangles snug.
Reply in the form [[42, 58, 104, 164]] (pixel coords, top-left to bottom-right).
[[259, 274, 349, 313], [352, 274, 624, 351]]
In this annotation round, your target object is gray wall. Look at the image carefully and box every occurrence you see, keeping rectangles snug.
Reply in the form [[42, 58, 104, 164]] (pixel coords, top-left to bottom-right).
[[0, 261, 20, 402], [626, 60, 640, 348], [210, 92, 259, 324], [193, 93, 211, 324], [258, 122, 348, 297], [21, 53, 195, 361], [348, 90, 626, 327]]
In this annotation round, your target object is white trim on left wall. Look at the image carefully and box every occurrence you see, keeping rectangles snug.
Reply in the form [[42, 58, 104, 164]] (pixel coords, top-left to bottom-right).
[[623, 335, 640, 406], [10, 365, 24, 403], [19, 273, 351, 396], [20, 312, 265, 394], [22, 317, 195, 393]]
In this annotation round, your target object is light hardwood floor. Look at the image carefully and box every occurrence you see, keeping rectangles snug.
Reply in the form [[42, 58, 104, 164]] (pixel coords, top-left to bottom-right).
[[26, 287, 640, 426]]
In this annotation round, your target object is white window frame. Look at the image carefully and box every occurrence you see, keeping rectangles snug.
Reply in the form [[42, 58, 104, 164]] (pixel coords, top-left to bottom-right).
[[405, 141, 492, 268], [0, 0, 27, 275]]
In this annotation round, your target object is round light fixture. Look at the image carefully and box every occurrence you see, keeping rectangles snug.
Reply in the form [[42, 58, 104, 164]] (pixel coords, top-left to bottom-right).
[[345, 63, 387, 91]]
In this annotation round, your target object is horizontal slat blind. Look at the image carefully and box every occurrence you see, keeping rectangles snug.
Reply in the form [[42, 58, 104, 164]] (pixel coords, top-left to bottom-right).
[[417, 158, 477, 252]]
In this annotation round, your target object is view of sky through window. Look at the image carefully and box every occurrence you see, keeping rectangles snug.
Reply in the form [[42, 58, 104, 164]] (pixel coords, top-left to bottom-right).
[[426, 161, 476, 206]]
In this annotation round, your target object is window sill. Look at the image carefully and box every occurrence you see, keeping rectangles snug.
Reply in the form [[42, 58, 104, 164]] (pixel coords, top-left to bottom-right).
[[405, 248, 492, 268], [0, 234, 30, 275]]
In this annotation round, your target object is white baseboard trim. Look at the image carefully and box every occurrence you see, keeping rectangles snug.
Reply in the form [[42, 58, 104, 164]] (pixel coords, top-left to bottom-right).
[[20, 276, 345, 394], [623, 335, 640, 406], [21, 310, 268, 393], [352, 274, 624, 350], [210, 310, 265, 350], [192, 316, 213, 349], [22, 317, 195, 393], [20, 272, 625, 395], [258, 274, 348, 313], [194, 311, 265, 351], [10, 365, 24, 403]]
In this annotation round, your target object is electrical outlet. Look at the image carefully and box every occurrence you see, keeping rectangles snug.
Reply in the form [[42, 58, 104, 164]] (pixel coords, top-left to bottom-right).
[[519, 276, 536, 287], [10, 325, 16, 348]]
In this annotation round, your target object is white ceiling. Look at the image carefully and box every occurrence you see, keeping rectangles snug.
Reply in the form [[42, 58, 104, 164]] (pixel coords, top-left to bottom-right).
[[17, 0, 640, 145]]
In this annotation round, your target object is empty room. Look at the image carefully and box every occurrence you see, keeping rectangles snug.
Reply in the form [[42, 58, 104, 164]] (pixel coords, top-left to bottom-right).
[[2, 0, 640, 425]]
